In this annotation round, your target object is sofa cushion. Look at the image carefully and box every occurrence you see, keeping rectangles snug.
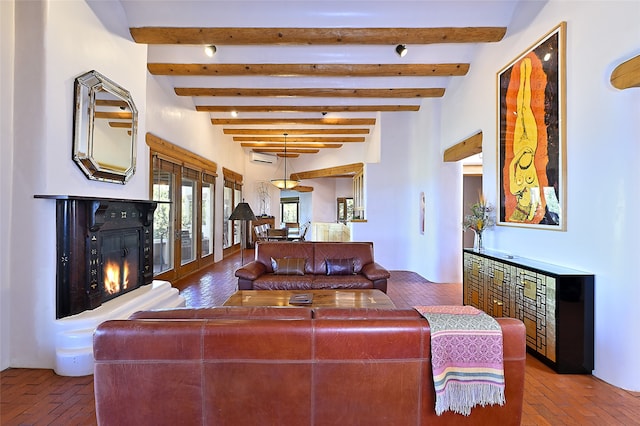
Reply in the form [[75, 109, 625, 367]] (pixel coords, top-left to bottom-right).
[[253, 274, 314, 290], [312, 275, 373, 290], [256, 242, 315, 274], [271, 257, 306, 275], [325, 258, 355, 275], [312, 242, 374, 275]]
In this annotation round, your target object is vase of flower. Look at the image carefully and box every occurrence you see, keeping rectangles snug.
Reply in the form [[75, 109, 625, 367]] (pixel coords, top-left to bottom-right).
[[473, 230, 484, 252], [464, 193, 494, 252]]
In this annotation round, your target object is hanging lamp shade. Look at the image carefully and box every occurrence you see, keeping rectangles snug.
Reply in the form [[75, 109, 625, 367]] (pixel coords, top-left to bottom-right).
[[271, 133, 300, 189]]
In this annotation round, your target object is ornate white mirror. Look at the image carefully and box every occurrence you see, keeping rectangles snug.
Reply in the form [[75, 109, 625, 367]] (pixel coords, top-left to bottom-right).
[[73, 70, 137, 184]]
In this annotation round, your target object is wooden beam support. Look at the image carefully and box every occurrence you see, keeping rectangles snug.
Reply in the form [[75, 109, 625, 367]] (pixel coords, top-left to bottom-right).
[[94, 111, 132, 120], [146, 133, 218, 173], [148, 63, 469, 77], [213, 118, 376, 126], [292, 185, 314, 193], [130, 27, 507, 45], [177, 87, 444, 98], [108, 122, 132, 128], [199, 105, 419, 113], [253, 148, 319, 154], [241, 143, 342, 149], [290, 163, 364, 180], [224, 128, 370, 135], [234, 136, 364, 143], [443, 131, 483, 162], [610, 54, 640, 90]]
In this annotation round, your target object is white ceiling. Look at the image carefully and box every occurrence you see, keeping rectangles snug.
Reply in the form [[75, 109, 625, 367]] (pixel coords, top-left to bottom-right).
[[116, 0, 523, 163]]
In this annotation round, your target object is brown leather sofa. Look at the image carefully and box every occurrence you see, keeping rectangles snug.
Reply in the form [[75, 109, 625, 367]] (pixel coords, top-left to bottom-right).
[[94, 307, 526, 425], [235, 241, 391, 292]]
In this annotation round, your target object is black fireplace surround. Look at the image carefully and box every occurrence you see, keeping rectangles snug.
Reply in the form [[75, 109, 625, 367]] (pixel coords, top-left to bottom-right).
[[35, 195, 156, 319]]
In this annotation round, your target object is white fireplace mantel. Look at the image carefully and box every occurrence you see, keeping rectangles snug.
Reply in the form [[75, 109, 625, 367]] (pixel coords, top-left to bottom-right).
[[54, 280, 185, 376]]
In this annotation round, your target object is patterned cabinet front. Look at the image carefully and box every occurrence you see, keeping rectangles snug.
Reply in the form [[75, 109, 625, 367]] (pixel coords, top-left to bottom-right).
[[463, 249, 594, 374], [513, 267, 556, 363]]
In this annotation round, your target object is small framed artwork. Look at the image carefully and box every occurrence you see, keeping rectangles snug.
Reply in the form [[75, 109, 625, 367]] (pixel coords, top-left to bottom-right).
[[497, 22, 566, 230]]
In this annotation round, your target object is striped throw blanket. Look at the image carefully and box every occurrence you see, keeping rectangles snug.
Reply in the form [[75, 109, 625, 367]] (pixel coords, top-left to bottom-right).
[[414, 305, 505, 416]]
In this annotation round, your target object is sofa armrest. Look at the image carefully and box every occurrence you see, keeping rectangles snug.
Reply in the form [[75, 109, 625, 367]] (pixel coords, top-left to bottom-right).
[[361, 262, 391, 281], [235, 261, 266, 281]]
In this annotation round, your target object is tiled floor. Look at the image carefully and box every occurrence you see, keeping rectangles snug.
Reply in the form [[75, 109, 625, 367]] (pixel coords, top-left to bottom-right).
[[2, 249, 639, 425]]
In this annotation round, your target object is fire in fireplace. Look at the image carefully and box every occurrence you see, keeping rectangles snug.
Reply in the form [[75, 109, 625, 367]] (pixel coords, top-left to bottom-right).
[[35, 195, 157, 318], [100, 229, 140, 301]]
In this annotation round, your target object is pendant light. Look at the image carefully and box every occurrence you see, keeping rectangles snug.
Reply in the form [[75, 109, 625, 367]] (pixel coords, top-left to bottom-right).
[[271, 133, 300, 189]]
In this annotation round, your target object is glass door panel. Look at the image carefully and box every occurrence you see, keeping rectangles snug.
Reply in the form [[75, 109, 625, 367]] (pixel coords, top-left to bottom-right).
[[233, 187, 242, 245], [223, 185, 233, 249], [201, 182, 214, 257], [180, 177, 196, 266], [153, 170, 174, 275]]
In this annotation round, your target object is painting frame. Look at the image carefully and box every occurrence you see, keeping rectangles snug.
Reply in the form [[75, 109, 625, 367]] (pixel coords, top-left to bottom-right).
[[497, 22, 566, 230]]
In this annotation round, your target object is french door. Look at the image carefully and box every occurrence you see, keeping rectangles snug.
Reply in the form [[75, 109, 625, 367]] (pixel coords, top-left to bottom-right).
[[152, 155, 216, 281]]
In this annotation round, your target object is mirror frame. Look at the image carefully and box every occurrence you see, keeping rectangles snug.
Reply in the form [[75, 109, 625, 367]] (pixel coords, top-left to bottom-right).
[[73, 70, 138, 184]]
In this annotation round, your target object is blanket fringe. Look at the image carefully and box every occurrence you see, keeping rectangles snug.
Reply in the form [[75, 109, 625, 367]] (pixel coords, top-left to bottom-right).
[[435, 383, 505, 416]]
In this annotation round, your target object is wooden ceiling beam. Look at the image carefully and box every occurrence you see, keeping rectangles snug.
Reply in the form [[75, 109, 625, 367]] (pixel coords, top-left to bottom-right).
[[292, 185, 314, 193], [253, 148, 319, 154], [290, 163, 364, 180], [443, 130, 483, 162], [178, 87, 444, 98], [108, 122, 132, 128], [224, 128, 370, 135], [149, 63, 469, 77], [234, 136, 364, 143], [241, 143, 343, 149], [94, 111, 132, 120], [610, 54, 640, 90], [200, 105, 419, 113], [130, 27, 507, 45], [213, 118, 376, 126]]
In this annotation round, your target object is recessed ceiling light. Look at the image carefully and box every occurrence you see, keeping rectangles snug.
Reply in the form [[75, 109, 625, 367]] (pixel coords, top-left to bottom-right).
[[204, 45, 217, 57], [395, 44, 408, 57], [230, 110, 238, 117]]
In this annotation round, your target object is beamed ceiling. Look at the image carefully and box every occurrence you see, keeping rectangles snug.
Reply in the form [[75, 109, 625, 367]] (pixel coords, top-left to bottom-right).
[[120, 0, 520, 174]]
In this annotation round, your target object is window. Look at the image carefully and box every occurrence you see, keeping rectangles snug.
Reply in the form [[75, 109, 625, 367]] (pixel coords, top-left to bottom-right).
[[201, 173, 215, 258], [337, 197, 354, 223], [148, 134, 217, 281], [353, 169, 365, 220], [281, 197, 299, 223], [152, 166, 176, 275], [222, 168, 244, 253]]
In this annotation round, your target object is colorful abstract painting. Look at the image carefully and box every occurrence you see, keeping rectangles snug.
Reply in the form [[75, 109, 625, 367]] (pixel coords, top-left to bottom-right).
[[497, 23, 566, 230]]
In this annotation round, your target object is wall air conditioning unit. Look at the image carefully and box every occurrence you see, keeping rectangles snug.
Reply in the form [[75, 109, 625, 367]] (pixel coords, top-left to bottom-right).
[[251, 152, 276, 164]]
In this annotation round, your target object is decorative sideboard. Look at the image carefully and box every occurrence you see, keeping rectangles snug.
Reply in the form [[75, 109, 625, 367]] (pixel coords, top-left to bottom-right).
[[463, 249, 594, 374]]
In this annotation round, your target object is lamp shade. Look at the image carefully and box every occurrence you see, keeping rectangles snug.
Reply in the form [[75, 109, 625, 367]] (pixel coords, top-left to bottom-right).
[[270, 178, 299, 190], [229, 202, 257, 221], [271, 132, 300, 190]]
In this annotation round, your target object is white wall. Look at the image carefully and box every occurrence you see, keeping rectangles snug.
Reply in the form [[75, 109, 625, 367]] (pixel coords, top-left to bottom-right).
[[1, 0, 16, 371], [3, 0, 244, 369], [441, 0, 640, 391], [5, 0, 149, 369]]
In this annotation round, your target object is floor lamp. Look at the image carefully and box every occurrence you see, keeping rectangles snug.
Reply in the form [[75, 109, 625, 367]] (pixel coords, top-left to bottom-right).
[[229, 201, 257, 265]]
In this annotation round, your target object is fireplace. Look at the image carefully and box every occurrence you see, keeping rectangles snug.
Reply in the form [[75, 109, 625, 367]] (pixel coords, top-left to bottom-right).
[[36, 195, 157, 318], [100, 229, 140, 302]]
